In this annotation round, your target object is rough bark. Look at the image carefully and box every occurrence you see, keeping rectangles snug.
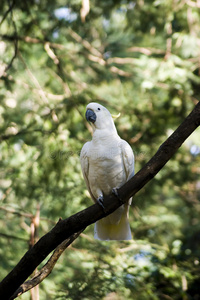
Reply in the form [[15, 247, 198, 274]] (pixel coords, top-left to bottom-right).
[[9, 230, 83, 299], [0, 101, 199, 299]]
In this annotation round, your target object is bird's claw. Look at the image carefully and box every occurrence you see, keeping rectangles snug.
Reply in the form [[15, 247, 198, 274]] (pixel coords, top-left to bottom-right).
[[97, 195, 106, 212], [112, 188, 123, 205]]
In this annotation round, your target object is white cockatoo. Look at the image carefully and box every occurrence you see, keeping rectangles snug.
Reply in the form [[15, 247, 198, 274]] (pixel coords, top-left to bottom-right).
[[80, 103, 134, 240]]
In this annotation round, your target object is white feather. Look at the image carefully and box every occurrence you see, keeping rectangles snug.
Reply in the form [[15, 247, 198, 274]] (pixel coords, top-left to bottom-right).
[[80, 103, 134, 240]]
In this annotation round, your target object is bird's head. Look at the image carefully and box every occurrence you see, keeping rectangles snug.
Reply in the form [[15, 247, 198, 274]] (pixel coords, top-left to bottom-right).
[[85, 103, 119, 133]]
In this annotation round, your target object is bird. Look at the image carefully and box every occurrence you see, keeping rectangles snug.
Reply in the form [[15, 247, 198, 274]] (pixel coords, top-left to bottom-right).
[[80, 102, 134, 240]]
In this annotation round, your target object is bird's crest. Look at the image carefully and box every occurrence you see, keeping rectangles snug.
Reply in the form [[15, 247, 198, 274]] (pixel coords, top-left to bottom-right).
[[111, 113, 121, 119]]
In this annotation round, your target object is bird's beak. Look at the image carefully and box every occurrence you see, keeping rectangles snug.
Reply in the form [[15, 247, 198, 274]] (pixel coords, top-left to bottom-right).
[[86, 109, 96, 123]]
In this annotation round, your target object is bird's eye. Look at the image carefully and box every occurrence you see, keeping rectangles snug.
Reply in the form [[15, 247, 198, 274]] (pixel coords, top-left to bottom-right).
[[97, 108, 101, 111]]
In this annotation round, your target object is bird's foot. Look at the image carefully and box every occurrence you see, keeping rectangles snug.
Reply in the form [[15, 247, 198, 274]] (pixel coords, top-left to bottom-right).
[[112, 188, 123, 205], [97, 195, 106, 212]]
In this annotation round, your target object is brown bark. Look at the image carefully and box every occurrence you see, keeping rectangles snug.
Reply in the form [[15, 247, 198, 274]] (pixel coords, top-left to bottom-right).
[[9, 231, 83, 299]]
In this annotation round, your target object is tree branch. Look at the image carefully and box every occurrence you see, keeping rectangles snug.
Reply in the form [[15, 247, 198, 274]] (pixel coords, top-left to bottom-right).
[[0, 233, 28, 242], [0, 35, 68, 50], [0, 101, 200, 299], [0, 206, 33, 218], [0, 128, 53, 143], [127, 46, 165, 56], [9, 230, 83, 299], [4, 0, 18, 72]]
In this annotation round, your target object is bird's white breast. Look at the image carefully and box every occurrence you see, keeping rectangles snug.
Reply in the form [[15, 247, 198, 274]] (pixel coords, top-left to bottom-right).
[[87, 137, 126, 198]]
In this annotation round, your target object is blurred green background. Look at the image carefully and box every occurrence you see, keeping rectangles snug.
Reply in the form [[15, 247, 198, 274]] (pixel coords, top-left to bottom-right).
[[0, 0, 200, 299]]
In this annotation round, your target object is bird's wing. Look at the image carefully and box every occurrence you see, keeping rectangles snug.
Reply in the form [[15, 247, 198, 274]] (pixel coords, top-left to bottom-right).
[[120, 139, 135, 180], [80, 142, 96, 202], [120, 139, 134, 206]]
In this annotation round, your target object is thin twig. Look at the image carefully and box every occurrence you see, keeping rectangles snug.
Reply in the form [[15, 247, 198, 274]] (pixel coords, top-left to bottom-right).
[[10, 230, 84, 300], [0, 233, 28, 242], [0, 0, 15, 26], [18, 52, 49, 104], [2, 0, 18, 72], [127, 46, 165, 56], [68, 28, 102, 58], [0, 128, 53, 143], [1, 34, 67, 50]]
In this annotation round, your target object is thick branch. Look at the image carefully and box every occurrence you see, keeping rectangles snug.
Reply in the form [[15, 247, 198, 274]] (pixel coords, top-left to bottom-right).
[[0, 101, 200, 299], [10, 230, 83, 299]]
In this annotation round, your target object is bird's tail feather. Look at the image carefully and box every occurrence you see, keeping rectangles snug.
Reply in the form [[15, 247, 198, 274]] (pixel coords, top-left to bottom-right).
[[94, 204, 132, 241]]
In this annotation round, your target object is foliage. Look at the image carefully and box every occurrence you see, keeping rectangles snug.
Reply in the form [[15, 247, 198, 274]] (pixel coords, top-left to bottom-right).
[[0, 0, 200, 299]]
